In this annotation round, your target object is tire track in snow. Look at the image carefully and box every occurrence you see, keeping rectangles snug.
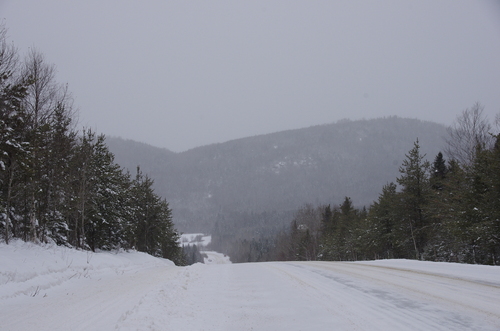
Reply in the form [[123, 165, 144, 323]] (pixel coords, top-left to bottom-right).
[[266, 262, 446, 330], [274, 261, 500, 330], [303, 261, 500, 319]]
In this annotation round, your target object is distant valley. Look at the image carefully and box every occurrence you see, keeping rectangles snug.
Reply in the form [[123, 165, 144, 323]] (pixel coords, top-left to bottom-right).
[[106, 117, 448, 234]]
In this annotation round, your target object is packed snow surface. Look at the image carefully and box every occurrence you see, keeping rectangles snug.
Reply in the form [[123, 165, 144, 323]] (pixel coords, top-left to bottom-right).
[[1, 240, 499, 330]]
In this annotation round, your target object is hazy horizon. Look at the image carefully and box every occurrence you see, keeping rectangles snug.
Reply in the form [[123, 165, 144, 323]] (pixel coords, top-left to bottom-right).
[[2, 1, 499, 152]]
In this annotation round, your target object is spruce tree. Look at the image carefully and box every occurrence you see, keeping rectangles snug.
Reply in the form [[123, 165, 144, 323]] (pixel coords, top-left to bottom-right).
[[396, 140, 431, 259], [366, 182, 398, 259], [459, 136, 500, 264], [431, 152, 447, 190], [338, 197, 354, 260], [319, 204, 336, 260]]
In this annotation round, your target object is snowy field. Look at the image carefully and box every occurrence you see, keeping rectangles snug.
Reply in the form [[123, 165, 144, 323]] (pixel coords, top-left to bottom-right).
[[1, 240, 500, 330]]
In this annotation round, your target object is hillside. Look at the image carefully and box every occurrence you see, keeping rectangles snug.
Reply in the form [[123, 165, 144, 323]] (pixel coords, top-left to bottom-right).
[[107, 117, 448, 233]]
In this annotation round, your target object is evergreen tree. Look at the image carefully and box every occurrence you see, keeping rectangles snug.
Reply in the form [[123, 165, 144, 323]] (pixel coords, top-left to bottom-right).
[[317, 198, 363, 261], [84, 134, 129, 251], [396, 140, 431, 259], [458, 136, 500, 264], [127, 167, 182, 262], [0, 33, 31, 243], [430, 152, 447, 190], [319, 204, 336, 260], [436, 159, 469, 261], [158, 198, 183, 263], [36, 101, 76, 244], [423, 152, 455, 261], [338, 197, 356, 260], [483, 134, 500, 264], [365, 182, 398, 259]]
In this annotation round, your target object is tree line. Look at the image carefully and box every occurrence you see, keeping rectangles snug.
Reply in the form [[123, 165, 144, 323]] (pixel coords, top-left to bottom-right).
[[224, 103, 500, 265], [0, 25, 184, 264]]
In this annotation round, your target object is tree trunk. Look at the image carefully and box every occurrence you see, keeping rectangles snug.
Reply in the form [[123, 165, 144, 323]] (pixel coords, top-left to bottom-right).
[[409, 220, 419, 260]]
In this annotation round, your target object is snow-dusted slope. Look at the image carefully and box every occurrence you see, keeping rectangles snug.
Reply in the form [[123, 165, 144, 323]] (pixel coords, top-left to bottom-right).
[[1, 241, 499, 330]]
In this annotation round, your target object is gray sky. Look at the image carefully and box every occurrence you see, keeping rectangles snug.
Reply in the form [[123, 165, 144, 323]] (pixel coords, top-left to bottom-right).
[[2, 1, 500, 152]]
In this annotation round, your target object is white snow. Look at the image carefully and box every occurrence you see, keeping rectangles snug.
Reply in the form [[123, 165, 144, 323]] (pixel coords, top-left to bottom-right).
[[1, 240, 500, 330]]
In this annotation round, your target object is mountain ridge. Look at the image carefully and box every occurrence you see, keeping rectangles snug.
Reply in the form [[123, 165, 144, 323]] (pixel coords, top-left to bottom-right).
[[106, 116, 448, 232]]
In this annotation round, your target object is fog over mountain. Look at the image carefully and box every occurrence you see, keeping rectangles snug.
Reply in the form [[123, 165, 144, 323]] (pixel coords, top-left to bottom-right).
[[106, 117, 447, 233]]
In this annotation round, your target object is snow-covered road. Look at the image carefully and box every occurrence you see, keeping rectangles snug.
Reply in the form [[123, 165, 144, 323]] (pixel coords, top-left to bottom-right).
[[1, 241, 500, 330], [121, 261, 500, 330]]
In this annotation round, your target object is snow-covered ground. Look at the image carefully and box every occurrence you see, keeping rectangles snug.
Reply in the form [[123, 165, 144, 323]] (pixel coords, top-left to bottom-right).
[[1, 240, 499, 330]]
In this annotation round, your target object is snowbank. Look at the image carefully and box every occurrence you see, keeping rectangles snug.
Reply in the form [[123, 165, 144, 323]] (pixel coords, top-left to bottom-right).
[[0, 239, 174, 300], [357, 259, 500, 286]]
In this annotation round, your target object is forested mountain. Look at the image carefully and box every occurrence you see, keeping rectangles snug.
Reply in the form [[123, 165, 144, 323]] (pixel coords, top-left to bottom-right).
[[107, 117, 448, 234]]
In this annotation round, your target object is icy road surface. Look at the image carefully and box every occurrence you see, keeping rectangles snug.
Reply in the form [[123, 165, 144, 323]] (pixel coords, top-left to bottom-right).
[[1, 241, 500, 330]]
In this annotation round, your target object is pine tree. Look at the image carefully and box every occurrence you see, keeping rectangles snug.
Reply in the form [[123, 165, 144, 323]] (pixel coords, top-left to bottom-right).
[[84, 134, 129, 251], [37, 101, 77, 244], [396, 140, 431, 259]]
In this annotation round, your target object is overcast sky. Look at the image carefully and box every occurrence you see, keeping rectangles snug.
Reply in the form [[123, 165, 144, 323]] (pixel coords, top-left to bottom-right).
[[2, 1, 500, 152]]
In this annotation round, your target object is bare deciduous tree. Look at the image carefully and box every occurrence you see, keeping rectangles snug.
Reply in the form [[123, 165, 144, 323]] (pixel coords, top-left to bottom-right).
[[445, 102, 494, 167], [21, 48, 60, 125], [0, 24, 18, 79]]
